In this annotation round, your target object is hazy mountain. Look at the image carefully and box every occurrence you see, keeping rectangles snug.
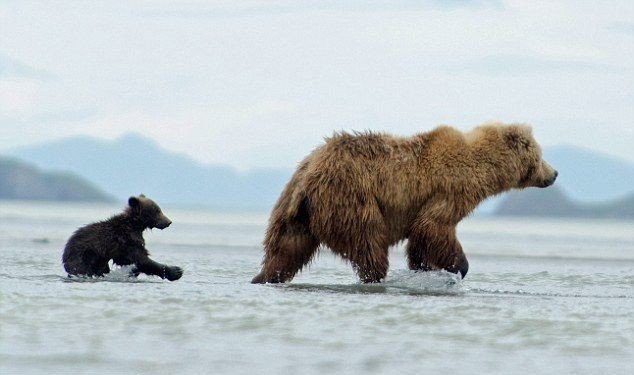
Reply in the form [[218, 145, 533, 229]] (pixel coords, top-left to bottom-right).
[[0, 157, 113, 202], [5, 134, 633, 210], [476, 144, 634, 213], [6, 133, 292, 208], [542, 144, 634, 202], [495, 186, 634, 219]]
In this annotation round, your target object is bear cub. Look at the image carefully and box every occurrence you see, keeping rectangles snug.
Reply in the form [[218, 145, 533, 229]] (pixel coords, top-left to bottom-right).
[[62, 195, 183, 281]]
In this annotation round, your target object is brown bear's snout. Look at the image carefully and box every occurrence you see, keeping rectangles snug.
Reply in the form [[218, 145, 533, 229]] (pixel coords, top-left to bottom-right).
[[155, 215, 172, 230], [534, 161, 558, 188], [538, 168, 558, 188], [542, 170, 558, 187]]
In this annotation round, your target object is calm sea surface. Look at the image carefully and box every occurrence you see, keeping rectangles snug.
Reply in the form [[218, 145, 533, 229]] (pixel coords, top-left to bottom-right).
[[1, 201, 633, 374]]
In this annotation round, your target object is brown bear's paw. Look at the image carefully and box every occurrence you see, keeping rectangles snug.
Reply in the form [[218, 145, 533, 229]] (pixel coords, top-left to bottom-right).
[[251, 271, 289, 284], [164, 266, 183, 281], [129, 267, 141, 278], [251, 272, 266, 284]]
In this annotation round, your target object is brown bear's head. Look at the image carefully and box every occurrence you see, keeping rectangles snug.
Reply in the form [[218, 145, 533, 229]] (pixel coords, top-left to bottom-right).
[[127, 194, 172, 230], [499, 124, 558, 189]]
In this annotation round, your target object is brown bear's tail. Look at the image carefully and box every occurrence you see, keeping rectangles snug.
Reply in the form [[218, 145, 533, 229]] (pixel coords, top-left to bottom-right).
[[268, 157, 313, 228], [252, 164, 319, 283]]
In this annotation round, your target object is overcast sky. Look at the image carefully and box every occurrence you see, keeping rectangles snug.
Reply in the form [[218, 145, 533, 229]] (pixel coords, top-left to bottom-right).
[[1, 0, 632, 169]]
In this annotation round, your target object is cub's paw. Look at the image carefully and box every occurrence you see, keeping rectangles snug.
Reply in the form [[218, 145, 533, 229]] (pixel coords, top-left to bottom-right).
[[129, 267, 141, 278], [165, 266, 183, 281]]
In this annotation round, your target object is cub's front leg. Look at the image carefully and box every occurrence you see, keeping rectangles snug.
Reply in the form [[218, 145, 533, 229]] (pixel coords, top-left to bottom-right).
[[131, 249, 183, 281]]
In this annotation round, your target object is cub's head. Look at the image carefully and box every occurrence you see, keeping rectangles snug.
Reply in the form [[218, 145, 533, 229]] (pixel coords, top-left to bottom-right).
[[500, 124, 558, 189], [127, 194, 172, 230]]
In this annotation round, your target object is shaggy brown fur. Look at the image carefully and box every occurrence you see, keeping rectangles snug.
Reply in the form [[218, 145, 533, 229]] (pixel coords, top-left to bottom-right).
[[252, 122, 558, 284], [62, 195, 183, 281]]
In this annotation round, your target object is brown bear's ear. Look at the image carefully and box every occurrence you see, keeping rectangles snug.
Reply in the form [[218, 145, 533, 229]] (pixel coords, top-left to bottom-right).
[[504, 126, 531, 151], [128, 196, 140, 207], [139, 194, 146, 198]]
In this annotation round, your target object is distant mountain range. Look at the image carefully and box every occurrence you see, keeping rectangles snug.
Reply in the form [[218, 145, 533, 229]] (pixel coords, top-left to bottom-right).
[[5, 133, 292, 208], [495, 186, 634, 219], [541, 144, 634, 202], [479, 144, 634, 215], [3, 133, 633, 216], [0, 157, 113, 202]]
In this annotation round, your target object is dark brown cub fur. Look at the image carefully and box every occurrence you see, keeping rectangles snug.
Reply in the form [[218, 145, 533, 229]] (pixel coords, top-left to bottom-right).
[[62, 195, 183, 281]]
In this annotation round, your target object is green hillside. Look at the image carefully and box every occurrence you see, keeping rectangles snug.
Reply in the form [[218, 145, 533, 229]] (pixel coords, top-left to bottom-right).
[[0, 157, 113, 202]]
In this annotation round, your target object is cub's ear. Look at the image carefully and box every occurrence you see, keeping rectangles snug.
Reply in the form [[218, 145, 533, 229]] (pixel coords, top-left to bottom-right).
[[128, 196, 140, 207], [504, 125, 532, 151]]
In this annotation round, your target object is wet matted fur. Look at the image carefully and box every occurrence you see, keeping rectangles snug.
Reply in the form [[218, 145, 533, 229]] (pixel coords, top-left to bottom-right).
[[253, 122, 558, 283]]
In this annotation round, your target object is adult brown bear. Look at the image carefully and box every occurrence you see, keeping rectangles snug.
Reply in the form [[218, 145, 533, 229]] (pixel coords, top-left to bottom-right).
[[252, 122, 557, 284]]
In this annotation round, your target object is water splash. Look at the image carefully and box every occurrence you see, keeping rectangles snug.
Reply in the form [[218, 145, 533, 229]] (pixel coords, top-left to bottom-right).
[[279, 270, 465, 296], [62, 265, 160, 283], [383, 269, 466, 296]]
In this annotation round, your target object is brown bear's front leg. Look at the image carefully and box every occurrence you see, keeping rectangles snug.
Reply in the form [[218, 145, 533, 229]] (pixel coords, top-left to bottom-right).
[[133, 252, 183, 281], [407, 220, 469, 278]]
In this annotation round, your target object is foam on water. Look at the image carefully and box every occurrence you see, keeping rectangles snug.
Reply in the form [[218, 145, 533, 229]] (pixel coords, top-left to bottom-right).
[[276, 269, 465, 296], [62, 265, 160, 283], [383, 269, 465, 295]]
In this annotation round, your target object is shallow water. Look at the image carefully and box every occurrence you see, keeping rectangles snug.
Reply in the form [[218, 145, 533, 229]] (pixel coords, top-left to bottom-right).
[[1, 201, 633, 374]]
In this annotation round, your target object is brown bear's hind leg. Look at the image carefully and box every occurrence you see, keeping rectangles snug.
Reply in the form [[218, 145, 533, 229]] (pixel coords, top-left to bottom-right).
[[331, 201, 390, 283], [252, 229, 319, 284], [331, 228, 389, 283]]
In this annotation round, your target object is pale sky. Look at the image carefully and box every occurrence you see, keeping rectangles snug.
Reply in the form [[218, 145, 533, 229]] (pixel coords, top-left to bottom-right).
[[1, 0, 633, 169]]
